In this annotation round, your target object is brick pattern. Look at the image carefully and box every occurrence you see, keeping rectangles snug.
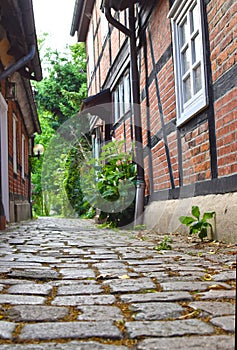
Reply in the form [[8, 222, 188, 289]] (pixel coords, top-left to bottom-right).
[[215, 87, 237, 176], [182, 122, 211, 185], [7, 100, 30, 202], [86, 0, 236, 196], [208, 0, 237, 83]]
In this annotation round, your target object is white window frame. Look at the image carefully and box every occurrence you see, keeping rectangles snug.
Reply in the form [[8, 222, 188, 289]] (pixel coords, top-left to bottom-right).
[[168, 0, 208, 126], [13, 114, 17, 174], [87, 24, 95, 79], [113, 70, 131, 123], [21, 134, 25, 179]]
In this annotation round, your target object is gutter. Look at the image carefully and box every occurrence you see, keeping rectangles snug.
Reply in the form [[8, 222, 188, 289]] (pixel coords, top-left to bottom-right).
[[103, 1, 145, 226], [0, 45, 36, 83]]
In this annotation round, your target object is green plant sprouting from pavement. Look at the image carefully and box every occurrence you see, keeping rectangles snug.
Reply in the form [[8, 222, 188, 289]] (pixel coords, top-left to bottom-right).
[[154, 235, 173, 251], [179, 205, 215, 241]]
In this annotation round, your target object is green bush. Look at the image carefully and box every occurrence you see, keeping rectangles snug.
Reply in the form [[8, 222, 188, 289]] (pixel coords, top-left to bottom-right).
[[82, 140, 137, 227]]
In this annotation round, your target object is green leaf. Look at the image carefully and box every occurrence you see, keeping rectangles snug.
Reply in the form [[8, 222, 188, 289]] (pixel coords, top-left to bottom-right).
[[191, 221, 202, 230], [179, 216, 196, 226], [203, 211, 215, 221], [192, 206, 200, 220], [202, 222, 212, 228]]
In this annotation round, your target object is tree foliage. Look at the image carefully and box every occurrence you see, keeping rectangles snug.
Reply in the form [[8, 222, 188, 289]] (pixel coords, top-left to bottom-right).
[[31, 40, 88, 217], [35, 43, 87, 129]]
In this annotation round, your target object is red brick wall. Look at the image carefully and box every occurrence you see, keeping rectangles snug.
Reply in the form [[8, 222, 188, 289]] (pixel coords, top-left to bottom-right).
[[8, 101, 29, 201], [86, 0, 236, 197], [207, 0, 237, 179]]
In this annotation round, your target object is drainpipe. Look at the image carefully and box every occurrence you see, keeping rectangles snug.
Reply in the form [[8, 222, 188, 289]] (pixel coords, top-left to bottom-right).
[[0, 45, 36, 83], [104, 2, 145, 226]]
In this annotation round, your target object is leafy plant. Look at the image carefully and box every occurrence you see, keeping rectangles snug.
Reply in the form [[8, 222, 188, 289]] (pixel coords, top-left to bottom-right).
[[179, 206, 215, 241], [154, 235, 173, 251], [82, 140, 137, 227]]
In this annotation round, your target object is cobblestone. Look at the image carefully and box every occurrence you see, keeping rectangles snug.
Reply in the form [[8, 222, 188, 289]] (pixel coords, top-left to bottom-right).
[[19, 321, 122, 340], [0, 217, 235, 349]]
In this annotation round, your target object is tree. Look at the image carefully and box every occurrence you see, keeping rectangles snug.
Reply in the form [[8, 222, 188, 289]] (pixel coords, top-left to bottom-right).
[[31, 41, 88, 217], [35, 43, 87, 129]]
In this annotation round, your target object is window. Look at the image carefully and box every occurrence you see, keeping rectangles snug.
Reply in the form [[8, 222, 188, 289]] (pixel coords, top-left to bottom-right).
[[22, 134, 25, 179], [168, 0, 208, 126], [13, 115, 17, 174], [113, 71, 131, 122], [88, 24, 95, 78]]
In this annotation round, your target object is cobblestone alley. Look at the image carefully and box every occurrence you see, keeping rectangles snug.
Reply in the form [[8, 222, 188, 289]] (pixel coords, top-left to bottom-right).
[[0, 217, 236, 349]]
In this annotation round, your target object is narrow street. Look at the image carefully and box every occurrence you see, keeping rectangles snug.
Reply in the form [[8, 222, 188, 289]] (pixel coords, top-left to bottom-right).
[[0, 217, 235, 349]]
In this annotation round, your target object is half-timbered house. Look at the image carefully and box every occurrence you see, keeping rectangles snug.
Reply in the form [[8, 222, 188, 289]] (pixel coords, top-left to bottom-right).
[[71, 0, 236, 242], [0, 0, 42, 228]]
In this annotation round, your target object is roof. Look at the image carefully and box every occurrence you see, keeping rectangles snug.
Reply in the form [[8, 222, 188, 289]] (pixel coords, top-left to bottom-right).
[[0, 0, 42, 81], [0, 0, 42, 135], [70, 0, 94, 42]]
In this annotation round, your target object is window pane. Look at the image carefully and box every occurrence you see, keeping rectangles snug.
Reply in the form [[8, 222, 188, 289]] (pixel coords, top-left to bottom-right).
[[191, 33, 201, 64], [190, 3, 199, 33], [183, 75, 191, 103], [114, 89, 120, 121], [181, 47, 190, 73], [193, 64, 202, 93], [124, 74, 131, 113], [180, 18, 188, 46], [119, 82, 124, 115]]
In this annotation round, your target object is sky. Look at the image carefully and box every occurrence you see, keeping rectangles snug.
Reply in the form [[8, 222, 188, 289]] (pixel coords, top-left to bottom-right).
[[32, 0, 77, 52]]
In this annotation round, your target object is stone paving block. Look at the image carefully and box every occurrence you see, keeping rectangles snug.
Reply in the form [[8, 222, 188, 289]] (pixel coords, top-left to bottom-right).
[[160, 281, 231, 291], [166, 265, 206, 271], [52, 294, 115, 306], [0, 343, 129, 350], [7, 305, 70, 321], [131, 265, 166, 273], [1, 261, 43, 268], [19, 321, 122, 340], [0, 279, 33, 285], [103, 277, 156, 293], [125, 319, 214, 338], [15, 256, 60, 263], [213, 270, 236, 281], [77, 305, 124, 321], [8, 239, 26, 244], [126, 259, 165, 265], [60, 268, 95, 279], [137, 335, 235, 350], [57, 282, 103, 295], [120, 291, 193, 303], [0, 294, 45, 305], [7, 269, 60, 279], [0, 321, 16, 339], [93, 262, 126, 269], [7, 283, 52, 295], [129, 302, 184, 320], [197, 289, 236, 300], [210, 315, 235, 332], [189, 301, 235, 317]]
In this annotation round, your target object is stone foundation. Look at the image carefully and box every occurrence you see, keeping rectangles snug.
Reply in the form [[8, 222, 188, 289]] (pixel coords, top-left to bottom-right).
[[144, 192, 237, 244], [10, 201, 31, 223]]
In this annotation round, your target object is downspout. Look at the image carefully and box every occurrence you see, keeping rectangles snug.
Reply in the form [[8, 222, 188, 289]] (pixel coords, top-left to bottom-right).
[[0, 45, 36, 83], [104, 2, 145, 226]]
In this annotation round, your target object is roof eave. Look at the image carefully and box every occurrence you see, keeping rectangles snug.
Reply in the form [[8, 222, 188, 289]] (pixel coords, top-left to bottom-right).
[[70, 0, 94, 42]]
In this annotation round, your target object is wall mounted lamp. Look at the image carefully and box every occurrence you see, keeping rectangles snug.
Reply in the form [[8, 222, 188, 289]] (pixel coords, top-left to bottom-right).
[[33, 143, 44, 159]]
